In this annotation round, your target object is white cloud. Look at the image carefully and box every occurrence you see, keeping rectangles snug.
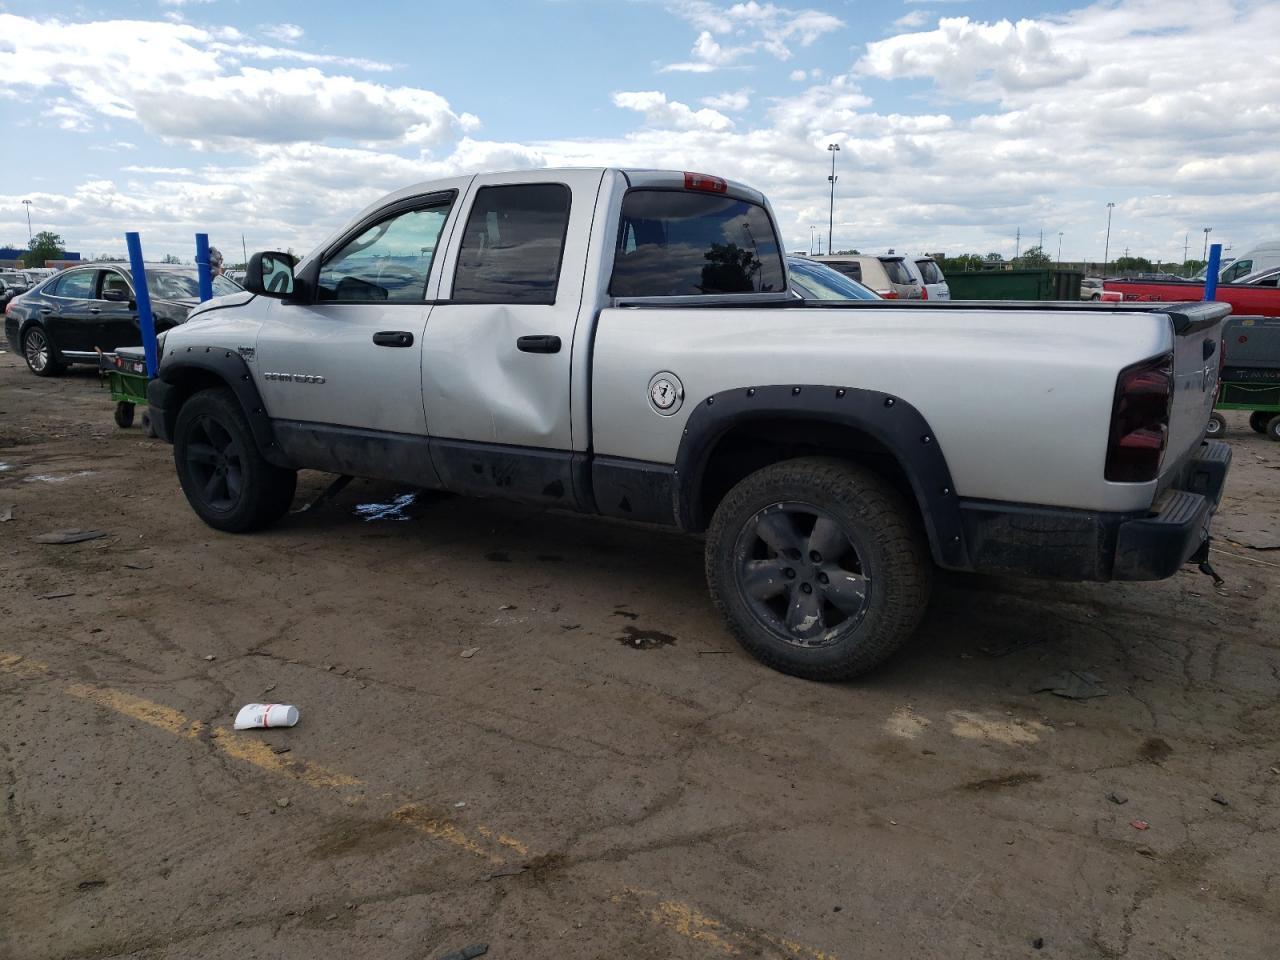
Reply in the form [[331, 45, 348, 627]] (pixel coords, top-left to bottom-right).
[[262, 23, 304, 44], [789, 69, 807, 81], [612, 91, 734, 131], [892, 11, 930, 29], [661, 1, 843, 72], [701, 88, 752, 111]]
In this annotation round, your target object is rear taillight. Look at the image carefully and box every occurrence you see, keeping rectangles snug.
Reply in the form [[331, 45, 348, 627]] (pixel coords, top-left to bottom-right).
[[1105, 353, 1173, 483], [683, 172, 728, 194], [919, 287, 928, 300], [882, 290, 898, 299]]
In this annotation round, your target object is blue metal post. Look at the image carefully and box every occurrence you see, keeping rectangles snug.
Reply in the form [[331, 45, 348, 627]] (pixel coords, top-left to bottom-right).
[[1203, 243, 1222, 301], [125, 232, 159, 378], [195, 232, 213, 303]]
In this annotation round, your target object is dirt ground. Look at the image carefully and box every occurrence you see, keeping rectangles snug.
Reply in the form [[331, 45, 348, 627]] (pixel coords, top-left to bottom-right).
[[1, 352, 1277, 960]]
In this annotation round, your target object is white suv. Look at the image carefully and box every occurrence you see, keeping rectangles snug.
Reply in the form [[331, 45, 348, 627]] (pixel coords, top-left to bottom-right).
[[904, 257, 950, 301]]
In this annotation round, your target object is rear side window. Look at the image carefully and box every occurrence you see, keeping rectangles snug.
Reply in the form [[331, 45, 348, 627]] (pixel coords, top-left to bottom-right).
[[916, 260, 944, 284], [451, 184, 571, 305], [828, 262, 863, 283], [610, 190, 784, 297], [881, 259, 913, 285], [51, 270, 94, 299]]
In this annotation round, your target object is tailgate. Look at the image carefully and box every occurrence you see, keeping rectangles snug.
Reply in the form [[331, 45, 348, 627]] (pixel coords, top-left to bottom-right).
[[1163, 302, 1230, 479]]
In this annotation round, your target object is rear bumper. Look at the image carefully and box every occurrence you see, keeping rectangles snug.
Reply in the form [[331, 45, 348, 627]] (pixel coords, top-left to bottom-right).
[[958, 440, 1231, 582]]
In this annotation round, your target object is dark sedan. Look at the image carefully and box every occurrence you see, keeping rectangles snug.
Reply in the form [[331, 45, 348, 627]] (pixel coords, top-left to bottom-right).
[[4, 264, 241, 377], [0, 270, 30, 312]]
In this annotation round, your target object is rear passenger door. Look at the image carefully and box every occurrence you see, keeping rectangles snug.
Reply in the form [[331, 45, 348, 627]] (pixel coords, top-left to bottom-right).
[[421, 171, 601, 492]]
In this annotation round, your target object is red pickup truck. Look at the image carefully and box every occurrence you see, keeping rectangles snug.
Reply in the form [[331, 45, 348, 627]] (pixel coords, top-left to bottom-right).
[[1104, 279, 1280, 317]]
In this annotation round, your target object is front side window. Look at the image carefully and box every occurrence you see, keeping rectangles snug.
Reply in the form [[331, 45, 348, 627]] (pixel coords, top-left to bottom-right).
[[1222, 259, 1252, 282], [52, 270, 95, 299], [610, 190, 784, 297], [101, 271, 131, 299], [319, 199, 454, 302], [881, 259, 914, 285], [451, 184, 571, 305]]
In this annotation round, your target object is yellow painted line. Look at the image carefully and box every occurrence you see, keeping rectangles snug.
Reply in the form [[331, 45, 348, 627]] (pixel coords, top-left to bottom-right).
[[0, 652, 51, 678], [613, 888, 838, 960], [477, 824, 531, 856], [211, 727, 362, 789], [392, 804, 504, 864], [67, 683, 206, 740]]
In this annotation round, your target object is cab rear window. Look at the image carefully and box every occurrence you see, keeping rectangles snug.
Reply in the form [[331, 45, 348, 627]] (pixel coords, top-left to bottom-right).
[[610, 190, 784, 297]]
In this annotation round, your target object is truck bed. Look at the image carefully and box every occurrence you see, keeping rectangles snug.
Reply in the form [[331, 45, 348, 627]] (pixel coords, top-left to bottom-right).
[[1104, 279, 1280, 317]]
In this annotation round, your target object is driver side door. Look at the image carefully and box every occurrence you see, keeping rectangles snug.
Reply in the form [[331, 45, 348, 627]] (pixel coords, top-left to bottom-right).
[[254, 190, 458, 440]]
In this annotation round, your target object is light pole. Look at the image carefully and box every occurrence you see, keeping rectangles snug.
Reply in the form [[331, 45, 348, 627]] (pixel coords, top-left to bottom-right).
[[1056, 232, 1063, 267], [22, 200, 33, 243], [1202, 227, 1212, 264], [809, 225, 816, 256], [1103, 202, 1115, 277], [826, 143, 839, 255]]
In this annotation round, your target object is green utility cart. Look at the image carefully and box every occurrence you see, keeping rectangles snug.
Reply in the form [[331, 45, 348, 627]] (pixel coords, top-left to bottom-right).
[[1205, 316, 1280, 441], [98, 346, 151, 430]]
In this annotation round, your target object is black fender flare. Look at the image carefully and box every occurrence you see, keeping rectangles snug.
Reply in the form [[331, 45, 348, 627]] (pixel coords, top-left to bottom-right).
[[147, 345, 288, 467], [672, 384, 969, 570]]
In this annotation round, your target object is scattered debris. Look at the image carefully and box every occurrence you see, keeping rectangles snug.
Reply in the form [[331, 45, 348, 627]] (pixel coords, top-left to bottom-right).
[[353, 493, 416, 521], [617, 626, 677, 650], [272, 746, 291, 755], [39, 591, 75, 600], [438, 945, 488, 960], [32, 529, 108, 545], [485, 866, 527, 881], [77, 879, 107, 890], [460, 647, 480, 659], [498, 603, 516, 611], [235, 703, 300, 730], [1032, 937, 1045, 950], [262, 683, 277, 696], [1130, 820, 1149, 831], [612, 609, 640, 620], [325, 913, 338, 921], [276, 797, 291, 808], [1107, 792, 1129, 806], [123, 561, 152, 570], [453, 801, 466, 808], [1211, 793, 1229, 806], [0, 504, 13, 522], [203, 655, 216, 661], [24, 471, 95, 484], [1031, 670, 1108, 700]]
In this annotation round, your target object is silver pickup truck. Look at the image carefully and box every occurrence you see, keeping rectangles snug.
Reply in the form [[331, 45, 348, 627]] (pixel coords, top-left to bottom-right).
[[148, 168, 1231, 680]]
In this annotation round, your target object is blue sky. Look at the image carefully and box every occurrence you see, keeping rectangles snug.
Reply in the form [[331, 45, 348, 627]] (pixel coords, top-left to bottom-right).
[[2, 1, 1277, 263]]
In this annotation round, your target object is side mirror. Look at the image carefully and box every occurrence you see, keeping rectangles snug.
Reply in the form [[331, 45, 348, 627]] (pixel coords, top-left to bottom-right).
[[102, 288, 131, 303], [245, 251, 298, 299]]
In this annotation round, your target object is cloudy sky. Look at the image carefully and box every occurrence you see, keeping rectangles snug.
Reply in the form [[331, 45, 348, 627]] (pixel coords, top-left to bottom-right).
[[1, 0, 1277, 264]]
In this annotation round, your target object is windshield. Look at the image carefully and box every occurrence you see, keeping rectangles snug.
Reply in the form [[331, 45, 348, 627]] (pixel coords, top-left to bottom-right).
[[880, 258, 914, 285], [788, 258, 878, 300], [144, 270, 241, 300], [916, 260, 944, 284]]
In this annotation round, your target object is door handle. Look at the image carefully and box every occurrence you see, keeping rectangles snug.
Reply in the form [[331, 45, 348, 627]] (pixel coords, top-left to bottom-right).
[[40, 307, 53, 315], [372, 331, 414, 348], [517, 335, 561, 354], [88, 307, 102, 314]]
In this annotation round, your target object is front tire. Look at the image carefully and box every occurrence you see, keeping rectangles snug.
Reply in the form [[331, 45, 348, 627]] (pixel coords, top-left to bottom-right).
[[705, 457, 932, 681], [22, 324, 65, 377], [173, 388, 296, 532]]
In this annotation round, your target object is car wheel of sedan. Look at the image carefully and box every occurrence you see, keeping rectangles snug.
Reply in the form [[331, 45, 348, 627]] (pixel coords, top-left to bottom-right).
[[173, 388, 297, 532], [22, 324, 65, 377], [705, 457, 932, 681], [1206, 413, 1226, 437]]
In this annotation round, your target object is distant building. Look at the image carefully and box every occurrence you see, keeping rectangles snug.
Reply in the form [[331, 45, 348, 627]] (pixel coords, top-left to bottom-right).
[[0, 247, 81, 269]]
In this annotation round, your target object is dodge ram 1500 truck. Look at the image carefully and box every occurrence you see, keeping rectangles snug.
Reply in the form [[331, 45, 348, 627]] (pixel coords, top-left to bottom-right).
[[148, 168, 1231, 680]]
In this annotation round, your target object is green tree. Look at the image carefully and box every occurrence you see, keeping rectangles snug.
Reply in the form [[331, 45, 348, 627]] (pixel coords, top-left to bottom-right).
[[23, 231, 65, 268], [984, 251, 1003, 262], [1112, 255, 1153, 274], [1019, 245, 1051, 267], [831, 248, 861, 255], [940, 253, 986, 273], [162, 253, 182, 264]]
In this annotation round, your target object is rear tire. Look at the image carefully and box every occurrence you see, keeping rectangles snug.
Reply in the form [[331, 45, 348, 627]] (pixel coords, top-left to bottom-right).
[[1267, 415, 1280, 443], [22, 324, 65, 377], [173, 388, 296, 532], [1206, 412, 1226, 437], [1249, 411, 1271, 434], [705, 457, 932, 681]]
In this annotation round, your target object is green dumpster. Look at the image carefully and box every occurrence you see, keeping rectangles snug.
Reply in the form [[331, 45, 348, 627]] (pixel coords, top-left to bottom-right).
[[947, 269, 1082, 301]]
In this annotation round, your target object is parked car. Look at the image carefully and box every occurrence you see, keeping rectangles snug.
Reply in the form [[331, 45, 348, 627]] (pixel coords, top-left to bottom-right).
[[1235, 266, 1280, 287], [1080, 278, 1104, 300], [1205, 240, 1280, 284], [0, 271, 29, 311], [4, 264, 241, 376], [787, 255, 879, 300], [905, 256, 950, 301], [809, 254, 921, 299], [147, 167, 1231, 682]]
